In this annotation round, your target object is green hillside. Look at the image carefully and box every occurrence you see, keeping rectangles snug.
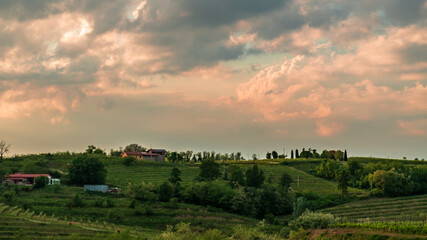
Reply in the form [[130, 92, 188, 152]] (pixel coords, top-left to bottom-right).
[[321, 194, 427, 221]]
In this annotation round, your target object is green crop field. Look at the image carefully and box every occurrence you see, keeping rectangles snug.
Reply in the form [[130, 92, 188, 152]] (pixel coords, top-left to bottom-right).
[[321, 194, 427, 221], [229, 163, 367, 196], [7, 185, 260, 236], [0, 203, 111, 240], [105, 161, 200, 187]]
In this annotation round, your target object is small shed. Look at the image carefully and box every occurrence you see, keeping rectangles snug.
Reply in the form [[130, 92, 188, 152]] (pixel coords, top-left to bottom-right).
[[84, 185, 108, 192]]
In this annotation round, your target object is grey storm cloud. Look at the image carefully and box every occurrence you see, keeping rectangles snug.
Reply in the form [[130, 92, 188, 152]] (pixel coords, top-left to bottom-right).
[[382, 0, 427, 26]]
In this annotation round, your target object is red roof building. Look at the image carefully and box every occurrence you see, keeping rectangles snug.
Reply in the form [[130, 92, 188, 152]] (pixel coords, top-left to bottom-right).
[[121, 148, 166, 162], [4, 173, 51, 185]]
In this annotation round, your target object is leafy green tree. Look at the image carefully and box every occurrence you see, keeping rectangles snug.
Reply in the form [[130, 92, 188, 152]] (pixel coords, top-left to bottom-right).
[[158, 181, 174, 202], [86, 145, 96, 154], [245, 165, 265, 188], [280, 172, 293, 189], [69, 155, 107, 186], [266, 152, 271, 159], [336, 166, 350, 197], [169, 167, 182, 197], [110, 148, 122, 157], [252, 154, 257, 160], [198, 159, 221, 181], [124, 144, 146, 152], [122, 156, 136, 166], [317, 159, 341, 179], [271, 151, 278, 159], [169, 167, 182, 185], [335, 150, 344, 161], [229, 165, 245, 187], [34, 176, 49, 188]]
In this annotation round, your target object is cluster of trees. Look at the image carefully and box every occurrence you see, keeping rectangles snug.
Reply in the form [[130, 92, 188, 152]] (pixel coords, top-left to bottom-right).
[[317, 159, 427, 197], [168, 151, 245, 162], [265, 151, 286, 159], [287, 148, 348, 161], [122, 161, 295, 219]]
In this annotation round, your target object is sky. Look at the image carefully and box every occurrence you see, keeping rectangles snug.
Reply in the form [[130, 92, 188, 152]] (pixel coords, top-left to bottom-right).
[[0, 0, 426, 159]]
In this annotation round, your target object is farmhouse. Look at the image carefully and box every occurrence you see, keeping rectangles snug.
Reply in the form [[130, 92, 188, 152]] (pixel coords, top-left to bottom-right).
[[121, 148, 166, 162], [3, 173, 60, 185]]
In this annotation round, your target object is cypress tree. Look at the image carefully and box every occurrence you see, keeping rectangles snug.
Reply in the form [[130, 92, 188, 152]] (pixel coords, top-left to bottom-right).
[[344, 150, 348, 161], [295, 149, 299, 158], [291, 150, 294, 159]]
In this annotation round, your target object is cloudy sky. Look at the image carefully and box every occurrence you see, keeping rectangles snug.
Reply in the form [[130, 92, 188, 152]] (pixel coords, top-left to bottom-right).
[[1, 0, 426, 159]]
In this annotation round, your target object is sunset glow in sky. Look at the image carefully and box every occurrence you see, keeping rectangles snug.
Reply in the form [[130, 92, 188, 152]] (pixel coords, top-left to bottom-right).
[[1, 0, 426, 159]]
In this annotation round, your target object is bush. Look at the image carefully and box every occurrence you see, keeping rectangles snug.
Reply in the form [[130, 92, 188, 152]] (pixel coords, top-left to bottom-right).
[[289, 210, 335, 230], [3, 190, 15, 202], [122, 156, 136, 167], [72, 194, 84, 207], [169, 197, 179, 209], [129, 198, 137, 209], [34, 176, 49, 188], [158, 181, 174, 202]]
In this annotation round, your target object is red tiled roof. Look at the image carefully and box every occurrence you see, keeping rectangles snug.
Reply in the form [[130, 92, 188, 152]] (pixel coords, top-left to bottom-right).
[[122, 151, 143, 156], [6, 173, 51, 179]]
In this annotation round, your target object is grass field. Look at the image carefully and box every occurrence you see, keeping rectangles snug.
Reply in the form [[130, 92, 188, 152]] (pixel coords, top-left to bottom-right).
[[229, 163, 367, 196], [105, 161, 200, 187], [0, 202, 111, 240], [6, 185, 260, 236], [321, 194, 427, 221]]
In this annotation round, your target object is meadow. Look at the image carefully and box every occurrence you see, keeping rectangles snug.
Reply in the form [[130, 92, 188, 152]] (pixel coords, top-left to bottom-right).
[[1, 153, 426, 239], [321, 194, 427, 221]]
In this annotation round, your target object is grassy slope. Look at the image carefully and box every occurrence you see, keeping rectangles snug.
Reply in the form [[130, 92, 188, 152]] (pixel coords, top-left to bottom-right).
[[7, 186, 259, 236], [320, 194, 427, 221], [0, 203, 111, 240]]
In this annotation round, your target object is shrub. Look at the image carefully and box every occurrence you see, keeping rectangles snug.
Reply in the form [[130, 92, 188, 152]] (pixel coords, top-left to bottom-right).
[[122, 156, 136, 167], [3, 190, 15, 202], [129, 198, 137, 209], [289, 210, 335, 230], [34, 176, 49, 188], [158, 181, 174, 202], [72, 194, 84, 207]]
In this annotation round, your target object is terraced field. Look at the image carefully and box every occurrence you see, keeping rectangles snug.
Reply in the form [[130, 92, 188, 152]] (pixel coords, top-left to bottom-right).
[[231, 163, 367, 196], [321, 194, 427, 221], [106, 161, 200, 187], [0, 203, 110, 240]]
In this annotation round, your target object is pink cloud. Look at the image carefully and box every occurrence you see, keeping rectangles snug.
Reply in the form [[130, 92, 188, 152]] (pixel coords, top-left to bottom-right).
[[397, 119, 427, 136], [316, 121, 344, 137]]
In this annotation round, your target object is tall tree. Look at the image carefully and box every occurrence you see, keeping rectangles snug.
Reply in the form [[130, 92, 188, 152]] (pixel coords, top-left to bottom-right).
[[0, 140, 11, 163], [245, 165, 265, 188], [69, 155, 107, 186], [344, 150, 348, 161], [280, 172, 293, 190], [266, 152, 272, 159], [336, 166, 350, 197], [295, 149, 299, 158], [236, 152, 242, 160], [229, 165, 245, 187], [124, 144, 146, 152], [272, 151, 278, 159], [291, 150, 294, 159], [198, 159, 221, 181]]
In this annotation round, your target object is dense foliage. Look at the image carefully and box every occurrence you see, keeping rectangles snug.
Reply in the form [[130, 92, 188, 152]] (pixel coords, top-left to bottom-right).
[[69, 155, 107, 186]]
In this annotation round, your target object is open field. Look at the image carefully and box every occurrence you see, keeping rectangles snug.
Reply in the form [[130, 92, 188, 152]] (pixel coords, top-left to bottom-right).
[[0, 203, 111, 240], [229, 163, 367, 196], [321, 194, 427, 221], [6, 185, 260, 236]]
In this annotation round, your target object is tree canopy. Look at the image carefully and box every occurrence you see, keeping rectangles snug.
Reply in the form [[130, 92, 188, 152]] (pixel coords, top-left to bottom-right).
[[69, 155, 107, 186], [198, 159, 221, 181]]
